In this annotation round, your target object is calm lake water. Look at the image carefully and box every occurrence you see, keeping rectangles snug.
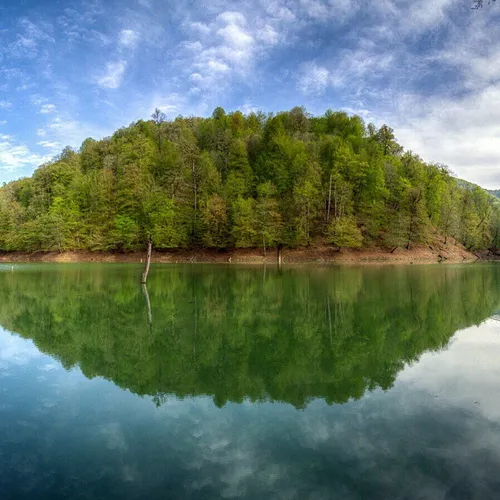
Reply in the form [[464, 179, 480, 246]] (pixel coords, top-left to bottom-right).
[[1, 263, 500, 499]]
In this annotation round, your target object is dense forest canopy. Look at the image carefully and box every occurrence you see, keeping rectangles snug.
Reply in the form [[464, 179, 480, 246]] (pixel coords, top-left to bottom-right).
[[1, 106, 499, 253]]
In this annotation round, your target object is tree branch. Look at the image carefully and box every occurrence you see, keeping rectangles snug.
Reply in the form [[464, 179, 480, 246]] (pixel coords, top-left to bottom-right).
[[472, 0, 496, 9]]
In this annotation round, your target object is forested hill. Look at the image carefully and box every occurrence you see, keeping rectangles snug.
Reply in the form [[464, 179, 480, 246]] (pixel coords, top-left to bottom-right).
[[0, 107, 499, 253]]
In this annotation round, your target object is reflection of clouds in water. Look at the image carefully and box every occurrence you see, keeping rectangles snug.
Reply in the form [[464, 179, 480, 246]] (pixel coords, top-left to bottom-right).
[[100, 422, 128, 451], [152, 373, 500, 498], [2, 323, 500, 497], [398, 320, 500, 419], [39, 362, 59, 372], [0, 328, 42, 369]]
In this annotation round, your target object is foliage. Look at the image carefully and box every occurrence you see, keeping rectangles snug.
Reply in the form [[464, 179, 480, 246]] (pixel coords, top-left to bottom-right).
[[1, 107, 499, 252], [327, 216, 363, 249]]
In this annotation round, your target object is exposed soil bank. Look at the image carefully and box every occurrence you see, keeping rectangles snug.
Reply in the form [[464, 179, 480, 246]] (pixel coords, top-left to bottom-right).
[[0, 243, 478, 265]]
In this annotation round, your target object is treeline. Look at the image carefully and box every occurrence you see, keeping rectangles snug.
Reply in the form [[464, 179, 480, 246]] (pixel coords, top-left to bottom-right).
[[1, 265, 499, 407], [1, 106, 499, 252]]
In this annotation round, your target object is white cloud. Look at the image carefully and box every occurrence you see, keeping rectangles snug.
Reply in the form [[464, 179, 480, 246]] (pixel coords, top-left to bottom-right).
[[119, 29, 139, 48], [149, 92, 209, 119], [7, 18, 54, 59], [297, 63, 331, 94], [30, 94, 47, 106], [262, 2, 296, 22], [380, 10, 500, 188], [39, 103, 56, 114], [206, 59, 230, 73], [33, 113, 110, 157], [37, 140, 62, 152], [399, 0, 453, 35], [56, 3, 109, 45], [97, 60, 127, 89], [300, 0, 328, 19], [0, 134, 50, 171], [256, 25, 280, 45], [0, 101, 12, 110], [189, 72, 203, 82], [0, 331, 42, 368], [393, 86, 500, 189], [240, 102, 259, 115], [47, 116, 93, 143], [217, 23, 253, 50], [180, 8, 281, 92], [182, 41, 203, 52], [151, 93, 187, 116], [189, 22, 211, 35], [216, 11, 247, 26], [330, 50, 394, 89]]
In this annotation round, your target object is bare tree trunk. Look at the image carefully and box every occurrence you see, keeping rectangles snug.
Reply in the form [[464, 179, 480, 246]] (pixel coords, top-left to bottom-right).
[[141, 238, 152, 284], [277, 244, 283, 268]]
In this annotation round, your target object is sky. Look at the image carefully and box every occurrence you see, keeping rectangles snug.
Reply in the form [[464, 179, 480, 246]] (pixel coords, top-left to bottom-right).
[[0, 0, 499, 187]]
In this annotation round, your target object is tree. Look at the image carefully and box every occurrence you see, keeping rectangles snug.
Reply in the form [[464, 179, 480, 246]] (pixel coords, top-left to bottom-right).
[[404, 187, 429, 249], [201, 194, 230, 248], [256, 182, 283, 255], [0, 106, 496, 258], [327, 216, 363, 250], [373, 125, 403, 157], [232, 197, 257, 247]]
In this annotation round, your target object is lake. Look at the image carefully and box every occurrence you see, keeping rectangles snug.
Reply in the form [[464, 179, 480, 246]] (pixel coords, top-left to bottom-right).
[[1, 263, 500, 499]]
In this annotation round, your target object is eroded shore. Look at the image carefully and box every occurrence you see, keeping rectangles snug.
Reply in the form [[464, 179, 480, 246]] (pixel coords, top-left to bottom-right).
[[0, 243, 479, 265]]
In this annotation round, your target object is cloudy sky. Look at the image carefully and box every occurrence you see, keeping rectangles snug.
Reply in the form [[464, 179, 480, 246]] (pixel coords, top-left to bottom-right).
[[0, 0, 499, 186]]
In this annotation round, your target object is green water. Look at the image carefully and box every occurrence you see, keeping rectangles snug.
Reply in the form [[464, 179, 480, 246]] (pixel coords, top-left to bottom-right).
[[1, 263, 500, 499]]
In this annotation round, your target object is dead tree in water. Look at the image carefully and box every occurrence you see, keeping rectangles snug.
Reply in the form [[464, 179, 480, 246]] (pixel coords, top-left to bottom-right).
[[141, 238, 152, 284]]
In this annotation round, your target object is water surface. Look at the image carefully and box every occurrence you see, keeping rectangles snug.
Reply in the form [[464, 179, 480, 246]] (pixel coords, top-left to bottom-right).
[[1, 263, 500, 499]]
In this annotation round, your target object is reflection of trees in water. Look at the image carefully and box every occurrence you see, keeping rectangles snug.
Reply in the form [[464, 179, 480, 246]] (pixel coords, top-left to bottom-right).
[[142, 283, 152, 333], [0, 264, 499, 408]]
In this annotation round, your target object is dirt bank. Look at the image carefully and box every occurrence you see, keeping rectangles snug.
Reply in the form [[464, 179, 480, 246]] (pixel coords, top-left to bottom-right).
[[0, 243, 478, 265]]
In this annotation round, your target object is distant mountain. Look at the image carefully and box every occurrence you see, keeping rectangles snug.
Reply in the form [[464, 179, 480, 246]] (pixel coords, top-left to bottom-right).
[[487, 190, 500, 199]]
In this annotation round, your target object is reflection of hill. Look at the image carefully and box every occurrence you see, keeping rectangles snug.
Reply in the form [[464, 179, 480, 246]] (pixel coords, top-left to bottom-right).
[[0, 264, 499, 407]]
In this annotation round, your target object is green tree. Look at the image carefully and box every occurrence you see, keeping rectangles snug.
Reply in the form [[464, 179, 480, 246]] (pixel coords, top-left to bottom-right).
[[327, 216, 363, 250], [256, 182, 283, 255], [232, 197, 257, 247]]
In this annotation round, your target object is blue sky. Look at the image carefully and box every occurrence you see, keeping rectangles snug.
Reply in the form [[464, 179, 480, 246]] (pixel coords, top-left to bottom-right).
[[0, 0, 499, 187]]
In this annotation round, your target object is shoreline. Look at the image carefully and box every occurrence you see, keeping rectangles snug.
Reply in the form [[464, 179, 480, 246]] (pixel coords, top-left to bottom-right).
[[0, 244, 480, 265]]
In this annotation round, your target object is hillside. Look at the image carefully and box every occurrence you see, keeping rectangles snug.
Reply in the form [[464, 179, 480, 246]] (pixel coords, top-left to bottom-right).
[[0, 107, 499, 254]]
